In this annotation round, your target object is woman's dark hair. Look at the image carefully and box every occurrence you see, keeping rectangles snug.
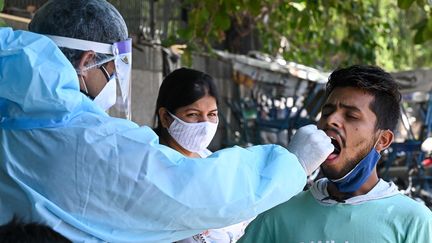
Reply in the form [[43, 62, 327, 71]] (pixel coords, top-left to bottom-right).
[[154, 68, 219, 137], [326, 65, 401, 131]]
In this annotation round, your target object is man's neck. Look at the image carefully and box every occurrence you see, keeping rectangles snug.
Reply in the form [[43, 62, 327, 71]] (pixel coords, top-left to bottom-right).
[[327, 170, 380, 201]]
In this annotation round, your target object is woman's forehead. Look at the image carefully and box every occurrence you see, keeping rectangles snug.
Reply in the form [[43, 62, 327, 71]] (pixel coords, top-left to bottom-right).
[[177, 95, 218, 112]]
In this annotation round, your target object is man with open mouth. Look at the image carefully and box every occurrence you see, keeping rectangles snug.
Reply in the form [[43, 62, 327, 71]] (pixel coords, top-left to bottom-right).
[[239, 65, 432, 243]]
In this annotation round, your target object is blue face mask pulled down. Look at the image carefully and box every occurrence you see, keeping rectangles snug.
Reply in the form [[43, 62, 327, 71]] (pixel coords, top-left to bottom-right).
[[330, 148, 381, 193]]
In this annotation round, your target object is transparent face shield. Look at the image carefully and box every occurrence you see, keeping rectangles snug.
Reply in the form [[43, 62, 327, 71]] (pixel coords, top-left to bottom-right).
[[46, 35, 132, 119]]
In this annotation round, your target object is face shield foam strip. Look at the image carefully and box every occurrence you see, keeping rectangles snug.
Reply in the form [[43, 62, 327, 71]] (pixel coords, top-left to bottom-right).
[[45, 35, 113, 54], [45, 35, 132, 55]]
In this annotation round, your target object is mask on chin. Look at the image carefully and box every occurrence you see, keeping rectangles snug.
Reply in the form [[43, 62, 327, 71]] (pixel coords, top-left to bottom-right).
[[330, 147, 381, 193]]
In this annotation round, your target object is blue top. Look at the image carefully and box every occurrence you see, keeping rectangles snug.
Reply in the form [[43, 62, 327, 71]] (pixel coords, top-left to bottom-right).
[[0, 28, 306, 242]]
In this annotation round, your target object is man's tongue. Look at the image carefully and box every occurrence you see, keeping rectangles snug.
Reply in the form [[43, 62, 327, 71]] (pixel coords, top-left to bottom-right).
[[327, 153, 338, 160]]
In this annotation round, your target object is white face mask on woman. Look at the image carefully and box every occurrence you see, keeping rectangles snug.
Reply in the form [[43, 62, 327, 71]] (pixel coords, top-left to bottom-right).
[[167, 112, 218, 153]]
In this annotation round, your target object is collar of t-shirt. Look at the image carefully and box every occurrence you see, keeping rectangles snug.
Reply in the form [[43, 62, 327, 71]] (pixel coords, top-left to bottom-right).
[[309, 178, 400, 205]]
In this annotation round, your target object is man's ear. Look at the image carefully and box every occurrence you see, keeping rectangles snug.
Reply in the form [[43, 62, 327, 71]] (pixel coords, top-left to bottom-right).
[[376, 130, 394, 152], [158, 107, 173, 129], [77, 51, 96, 79]]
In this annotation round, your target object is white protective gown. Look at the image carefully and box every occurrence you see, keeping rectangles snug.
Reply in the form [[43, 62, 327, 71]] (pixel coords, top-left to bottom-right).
[[0, 28, 306, 242]]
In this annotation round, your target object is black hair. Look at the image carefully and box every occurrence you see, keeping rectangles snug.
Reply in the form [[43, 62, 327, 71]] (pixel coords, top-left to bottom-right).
[[326, 65, 401, 131], [154, 68, 219, 138], [0, 217, 71, 243]]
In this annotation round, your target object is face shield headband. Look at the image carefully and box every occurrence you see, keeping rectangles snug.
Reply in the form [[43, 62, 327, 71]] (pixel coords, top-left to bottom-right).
[[45, 35, 132, 120]]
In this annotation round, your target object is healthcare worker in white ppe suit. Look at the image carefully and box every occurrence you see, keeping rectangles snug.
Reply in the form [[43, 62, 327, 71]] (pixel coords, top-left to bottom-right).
[[0, 0, 333, 242]]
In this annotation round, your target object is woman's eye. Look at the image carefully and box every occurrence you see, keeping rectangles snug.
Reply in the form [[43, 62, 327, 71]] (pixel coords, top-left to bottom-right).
[[208, 113, 217, 117], [186, 113, 199, 117]]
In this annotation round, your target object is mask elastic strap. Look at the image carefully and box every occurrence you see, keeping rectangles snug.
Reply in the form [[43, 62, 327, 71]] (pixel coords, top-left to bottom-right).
[[99, 65, 111, 82], [79, 76, 89, 94], [167, 111, 219, 125], [167, 111, 182, 123], [79, 76, 95, 100], [372, 130, 383, 150]]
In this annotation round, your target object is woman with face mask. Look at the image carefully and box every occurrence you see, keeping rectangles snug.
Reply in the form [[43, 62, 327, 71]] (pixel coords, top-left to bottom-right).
[[154, 68, 252, 242]]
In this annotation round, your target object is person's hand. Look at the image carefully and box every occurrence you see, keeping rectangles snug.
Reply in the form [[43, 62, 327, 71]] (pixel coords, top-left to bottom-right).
[[287, 124, 334, 176], [169, 44, 187, 56]]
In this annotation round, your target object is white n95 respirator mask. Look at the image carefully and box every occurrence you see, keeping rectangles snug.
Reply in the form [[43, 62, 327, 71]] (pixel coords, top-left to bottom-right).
[[167, 112, 218, 153], [93, 74, 117, 111]]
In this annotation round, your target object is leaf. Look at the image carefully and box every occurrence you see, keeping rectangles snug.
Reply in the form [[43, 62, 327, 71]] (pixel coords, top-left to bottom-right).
[[427, 17, 432, 31], [413, 31, 424, 44], [178, 28, 194, 41], [298, 15, 310, 29], [397, 0, 415, 9], [414, 27, 426, 44], [0, 0, 5, 27], [199, 9, 210, 23], [412, 18, 427, 44], [416, 0, 426, 7], [249, 0, 262, 16], [214, 13, 231, 31], [411, 18, 427, 30], [422, 18, 432, 41]]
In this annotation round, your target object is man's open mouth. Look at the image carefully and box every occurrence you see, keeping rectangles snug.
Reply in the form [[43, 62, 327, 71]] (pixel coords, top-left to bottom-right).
[[330, 137, 341, 155], [325, 137, 341, 161]]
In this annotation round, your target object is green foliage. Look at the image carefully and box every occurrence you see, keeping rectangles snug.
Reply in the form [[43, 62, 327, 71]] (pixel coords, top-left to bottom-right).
[[398, 0, 415, 9], [410, 1, 432, 45], [173, 0, 432, 71], [0, 0, 6, 27]]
